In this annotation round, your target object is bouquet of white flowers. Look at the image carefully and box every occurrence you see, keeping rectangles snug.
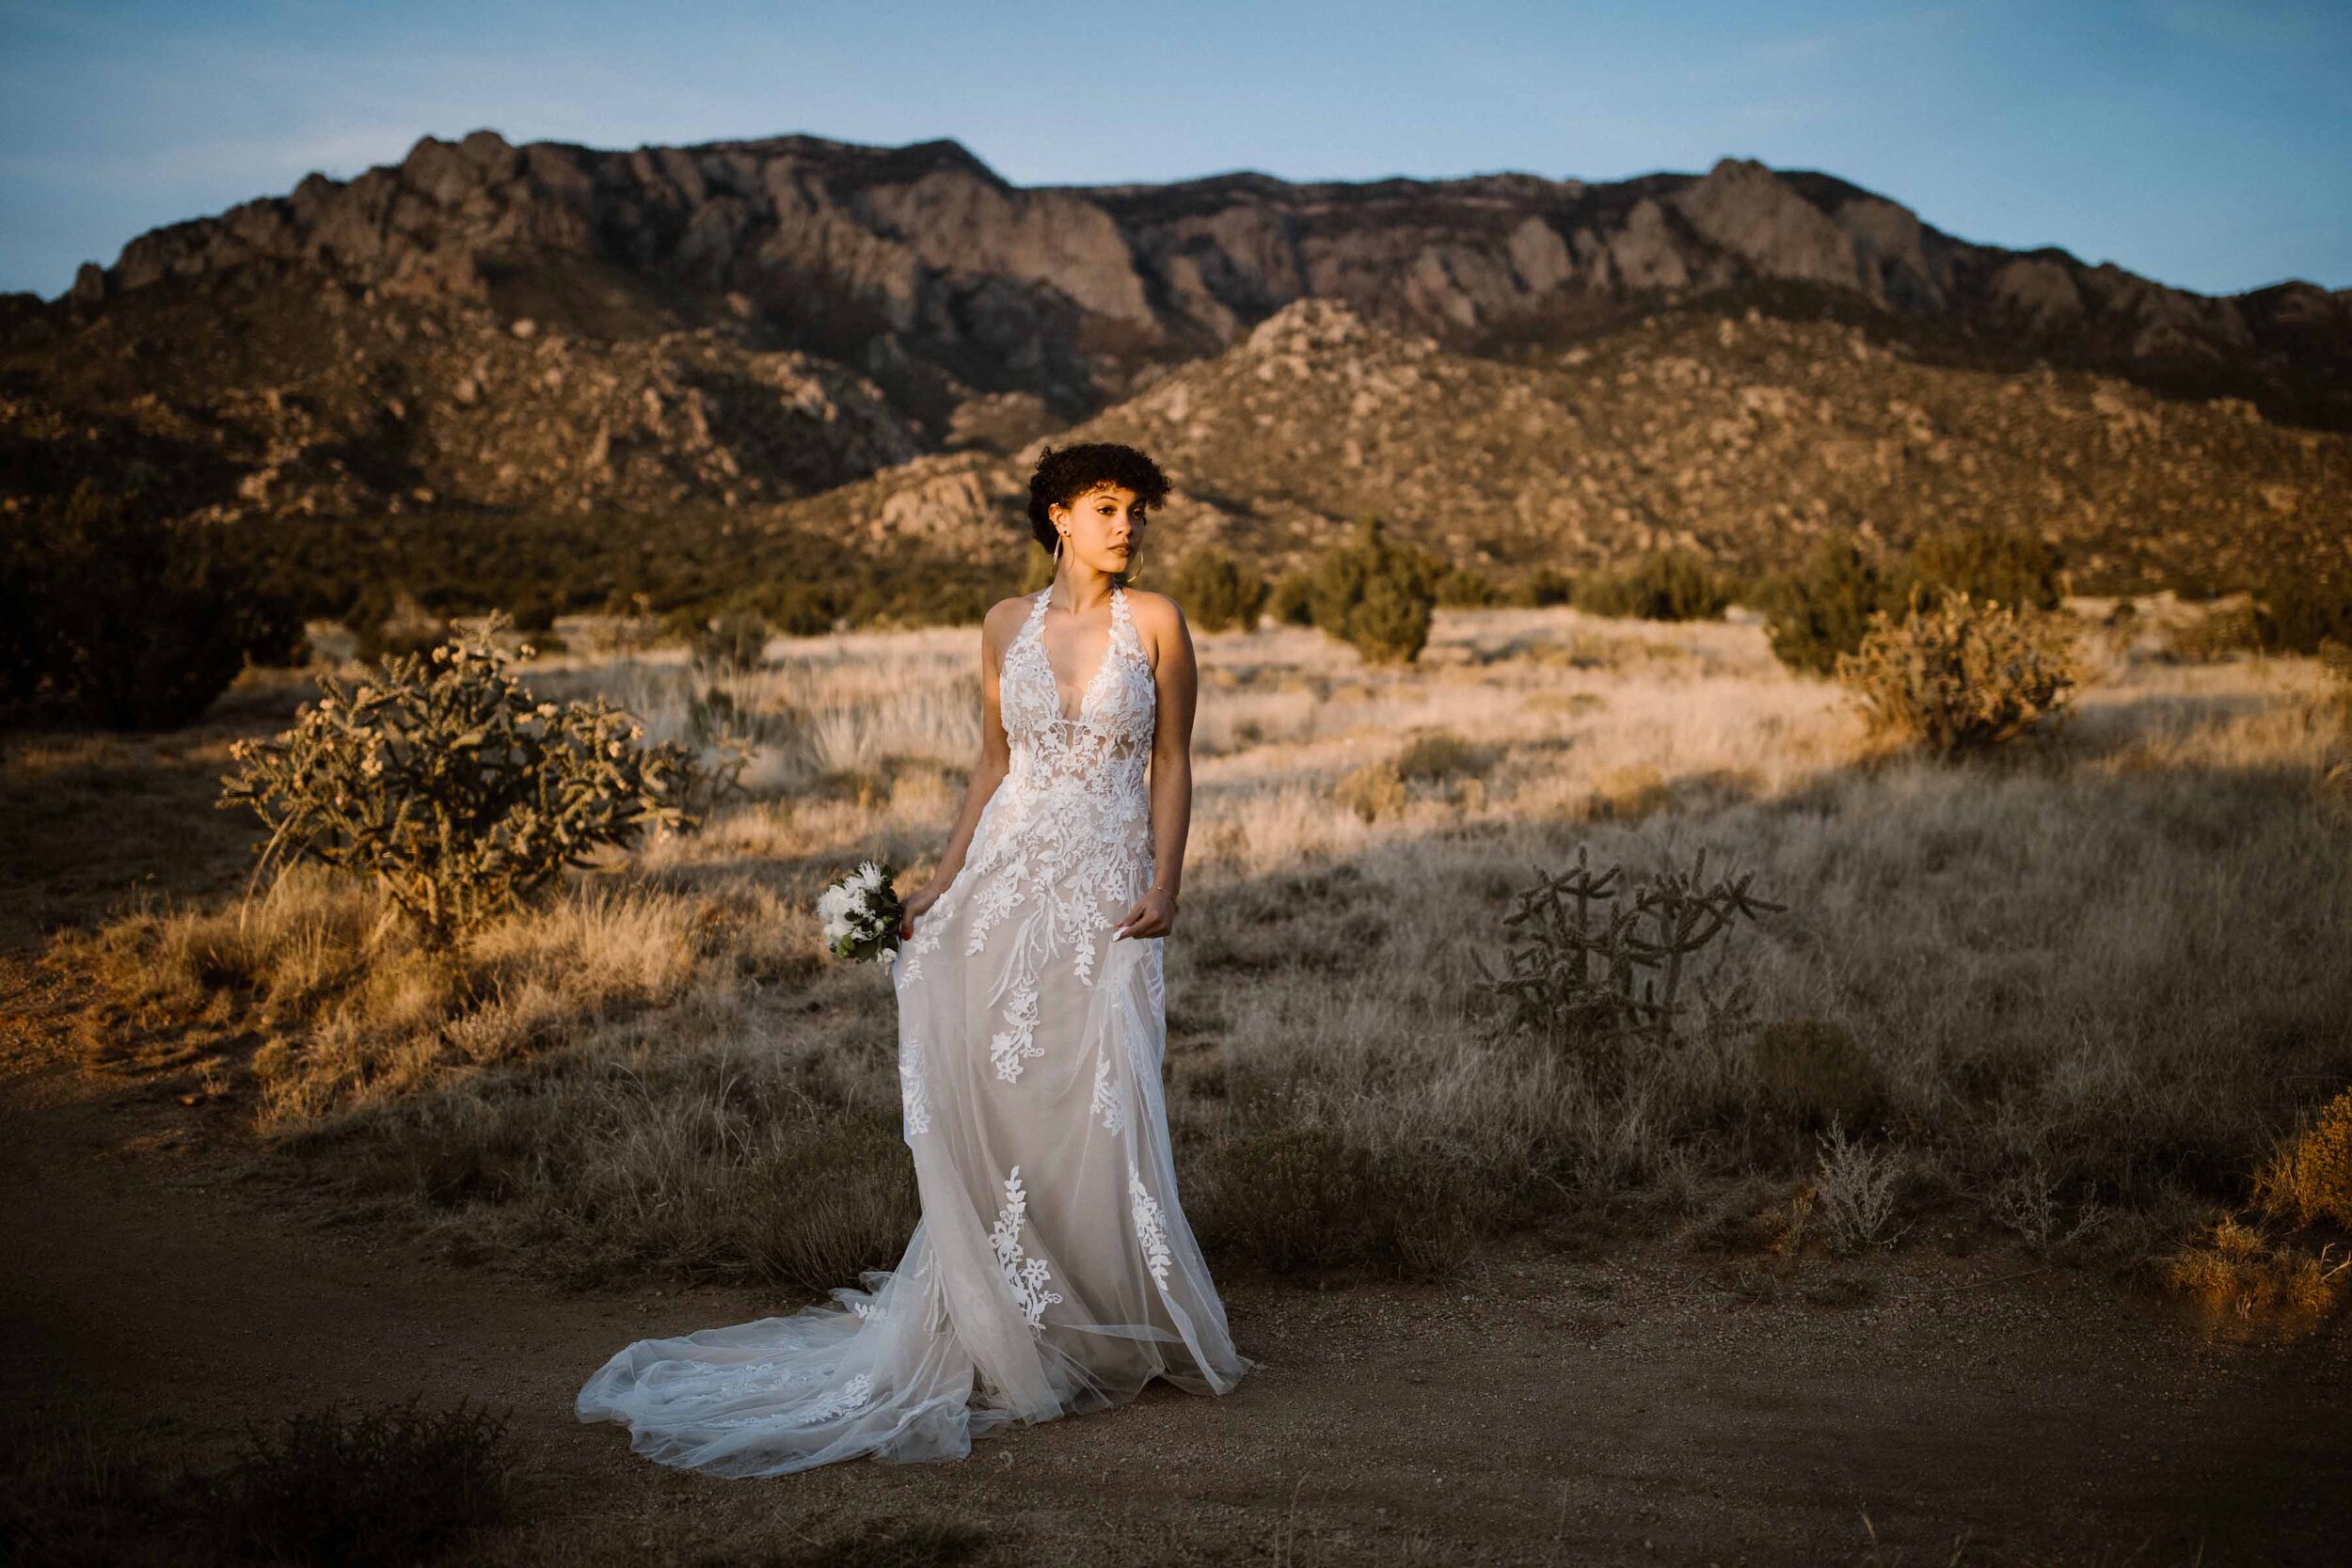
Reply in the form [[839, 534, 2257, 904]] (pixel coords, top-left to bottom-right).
[[818, 859, 905, 964]]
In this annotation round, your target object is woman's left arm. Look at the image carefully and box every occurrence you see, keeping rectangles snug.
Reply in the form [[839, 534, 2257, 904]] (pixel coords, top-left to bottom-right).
[[1115, 594, 1198, 941]]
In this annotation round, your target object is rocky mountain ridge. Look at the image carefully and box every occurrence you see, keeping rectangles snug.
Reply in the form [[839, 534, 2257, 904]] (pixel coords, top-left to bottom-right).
[[2, 130, 2346, 594]]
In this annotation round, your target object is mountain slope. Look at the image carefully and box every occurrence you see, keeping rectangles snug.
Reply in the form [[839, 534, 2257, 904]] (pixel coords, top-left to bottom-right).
[[828, 296, 2350, 594], [2, 129, 2345, 589]]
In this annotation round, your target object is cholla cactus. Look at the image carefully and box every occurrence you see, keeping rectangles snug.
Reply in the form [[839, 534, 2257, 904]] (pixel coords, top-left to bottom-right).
[[1475, 844, 1784, 1090], [1834, 587, 2080, 754], [220, 613, 699, 947]]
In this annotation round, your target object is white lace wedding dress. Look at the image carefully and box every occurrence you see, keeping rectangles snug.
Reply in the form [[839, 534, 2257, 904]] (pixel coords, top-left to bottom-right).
[[578, 582, 1251, 1476]]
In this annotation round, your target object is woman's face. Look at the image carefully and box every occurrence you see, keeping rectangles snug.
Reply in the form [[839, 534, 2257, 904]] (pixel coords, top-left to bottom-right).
[[1050, 483, 1146, 578]]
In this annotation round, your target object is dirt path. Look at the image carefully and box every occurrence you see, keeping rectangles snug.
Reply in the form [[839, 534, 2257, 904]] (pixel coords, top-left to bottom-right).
[[3, 993, 2345, 1567]]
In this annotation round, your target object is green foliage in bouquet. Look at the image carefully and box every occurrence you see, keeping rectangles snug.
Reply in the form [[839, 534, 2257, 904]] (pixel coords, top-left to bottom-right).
[[818, 861, 906, 963], [220, 613, 700, 947], [1834, 587, 2080, 754], [1305, 516, 1443, 664]]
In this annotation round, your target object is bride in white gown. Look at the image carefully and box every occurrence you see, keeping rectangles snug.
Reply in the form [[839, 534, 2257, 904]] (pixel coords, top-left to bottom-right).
[[578, 442, 1252, 1476]]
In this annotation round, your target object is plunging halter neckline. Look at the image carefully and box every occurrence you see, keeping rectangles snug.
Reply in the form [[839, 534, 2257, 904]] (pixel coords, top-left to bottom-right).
[[1029, 582, 1128, 727]]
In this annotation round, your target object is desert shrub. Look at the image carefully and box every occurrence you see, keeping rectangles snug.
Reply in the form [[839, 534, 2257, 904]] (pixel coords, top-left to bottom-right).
[[1435, 566, 1498, 607], [1573, 548, 1732, 622], [1332, 758, 1406, 822], [687, 609, 771, 674], [1812, 1116, 1909, 1254], [2257, 572, 2352, 656], [504, 588, 563, 635], [1476, 844, 1784, 1093], [2252, 1086, 2352, 1230], [1749, 1016, 1882, 1129], [1194, 1127, 1486, 1280], [2162, 1216, 2346, 1338], [0, 1397, 511, 1568], [1989, 1156, 2112, 1259], [1168, 542, 1271, 632], [2163, 599, 2269, 663], [741, 1112, 922, 1293], [350, 587, 451, 664], [1267, 570, 1315, 626], [220, 615, 701, 947], [1834, 589, 2080, 754], [1305, 517, 1443, 663], [1509, 565, 1575, 607], [1393, 727, 1480, 784], [0, 481, 306, 729], [1909, 526, 2064, 611], [1759, 532, 1912, 676], [213, 1398, 512, 1567]]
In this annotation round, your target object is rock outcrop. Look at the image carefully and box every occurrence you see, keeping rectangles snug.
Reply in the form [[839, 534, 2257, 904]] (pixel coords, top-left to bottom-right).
[[4, 134, 2347, 548]]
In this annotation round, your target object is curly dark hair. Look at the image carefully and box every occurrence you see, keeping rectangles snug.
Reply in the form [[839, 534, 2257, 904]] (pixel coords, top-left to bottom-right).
[[1025, 442, 1170, 549]]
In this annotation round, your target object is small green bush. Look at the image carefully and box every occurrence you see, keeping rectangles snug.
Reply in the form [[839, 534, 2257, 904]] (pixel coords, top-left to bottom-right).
[[2258, 572, 2352, 656], [1510, 565, 1575, 607], [1332, 758, 1406, 822], [743, 1112, 923, 1293], [0, 1398, 512, 1568], [1195, 1127, 1485, 1280], [1835, 589, 2080, 754], [1909, 527, 2064, 612], [350, 587, 451, 664], [0, 482, 305, 730], [1267, 571, 1315, 626], [1573, 548, 1732, 622], [1393, 727, 1480, 784], [214, 1398, 512, 1567], [1436, 566, 1498, 608], [1305, 516, 1443, 663], [1750, 1017, 1883, 1129], [688, 609, 771, 673], [1760, 532, 1913, 676], [1168, 543, 1271, 632], [221, 615, 701, 947]]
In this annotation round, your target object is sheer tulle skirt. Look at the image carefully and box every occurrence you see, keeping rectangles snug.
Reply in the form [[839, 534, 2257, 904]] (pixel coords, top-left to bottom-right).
[[577, 829, 1251, 1478]]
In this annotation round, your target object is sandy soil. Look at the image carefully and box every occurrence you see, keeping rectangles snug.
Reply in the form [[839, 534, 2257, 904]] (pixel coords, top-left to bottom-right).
[[2, 956, 2345, 1568]]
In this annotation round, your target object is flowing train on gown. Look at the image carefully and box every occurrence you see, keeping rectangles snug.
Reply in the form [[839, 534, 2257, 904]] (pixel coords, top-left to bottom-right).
[[577, 582, 1251, 1476]]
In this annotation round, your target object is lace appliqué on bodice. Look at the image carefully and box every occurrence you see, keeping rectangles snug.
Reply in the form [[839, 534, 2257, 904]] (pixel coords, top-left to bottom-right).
[[899, 585, 1155, 1084]]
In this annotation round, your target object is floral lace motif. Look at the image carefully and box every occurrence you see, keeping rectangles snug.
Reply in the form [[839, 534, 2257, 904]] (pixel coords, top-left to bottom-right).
[[1129, 1161, 1173, 1289], [910, 584, 1155, 1085], [989, 1164, 1064, 1334], [1090, 1053, 1124, 1133], [694, 1364, 874, 1431], [898, 1022, 932, 1137]]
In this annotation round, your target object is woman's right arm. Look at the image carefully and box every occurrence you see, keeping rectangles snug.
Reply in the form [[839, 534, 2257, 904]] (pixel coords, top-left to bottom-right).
[[899, 598, 1020, 934]]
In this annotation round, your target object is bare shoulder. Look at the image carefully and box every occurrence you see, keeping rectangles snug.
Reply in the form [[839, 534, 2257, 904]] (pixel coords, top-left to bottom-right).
[[1121, 587, 1190, 644], [980, 593, 1037, 649]]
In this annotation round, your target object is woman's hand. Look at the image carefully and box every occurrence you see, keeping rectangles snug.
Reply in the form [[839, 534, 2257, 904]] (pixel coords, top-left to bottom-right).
[[1112, 886, 1179, 941], [898, 880, 946, 940]]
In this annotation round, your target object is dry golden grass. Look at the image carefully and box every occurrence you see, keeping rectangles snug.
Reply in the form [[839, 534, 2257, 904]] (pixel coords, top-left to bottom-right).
[[30, 600, 2352, 1294], [2161, 1217, 2348, 1340]]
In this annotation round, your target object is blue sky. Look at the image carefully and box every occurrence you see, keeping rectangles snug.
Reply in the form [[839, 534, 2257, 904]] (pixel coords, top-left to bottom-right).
[[2, 0, 2344, 301]]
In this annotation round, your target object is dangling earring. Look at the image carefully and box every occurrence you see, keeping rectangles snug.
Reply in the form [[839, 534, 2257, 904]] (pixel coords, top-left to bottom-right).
[[1053, 531, 1064, 565]]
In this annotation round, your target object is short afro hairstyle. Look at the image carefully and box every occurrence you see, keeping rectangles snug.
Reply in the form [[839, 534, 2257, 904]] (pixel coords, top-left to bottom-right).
[[1025, 442, 1169, 550]]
